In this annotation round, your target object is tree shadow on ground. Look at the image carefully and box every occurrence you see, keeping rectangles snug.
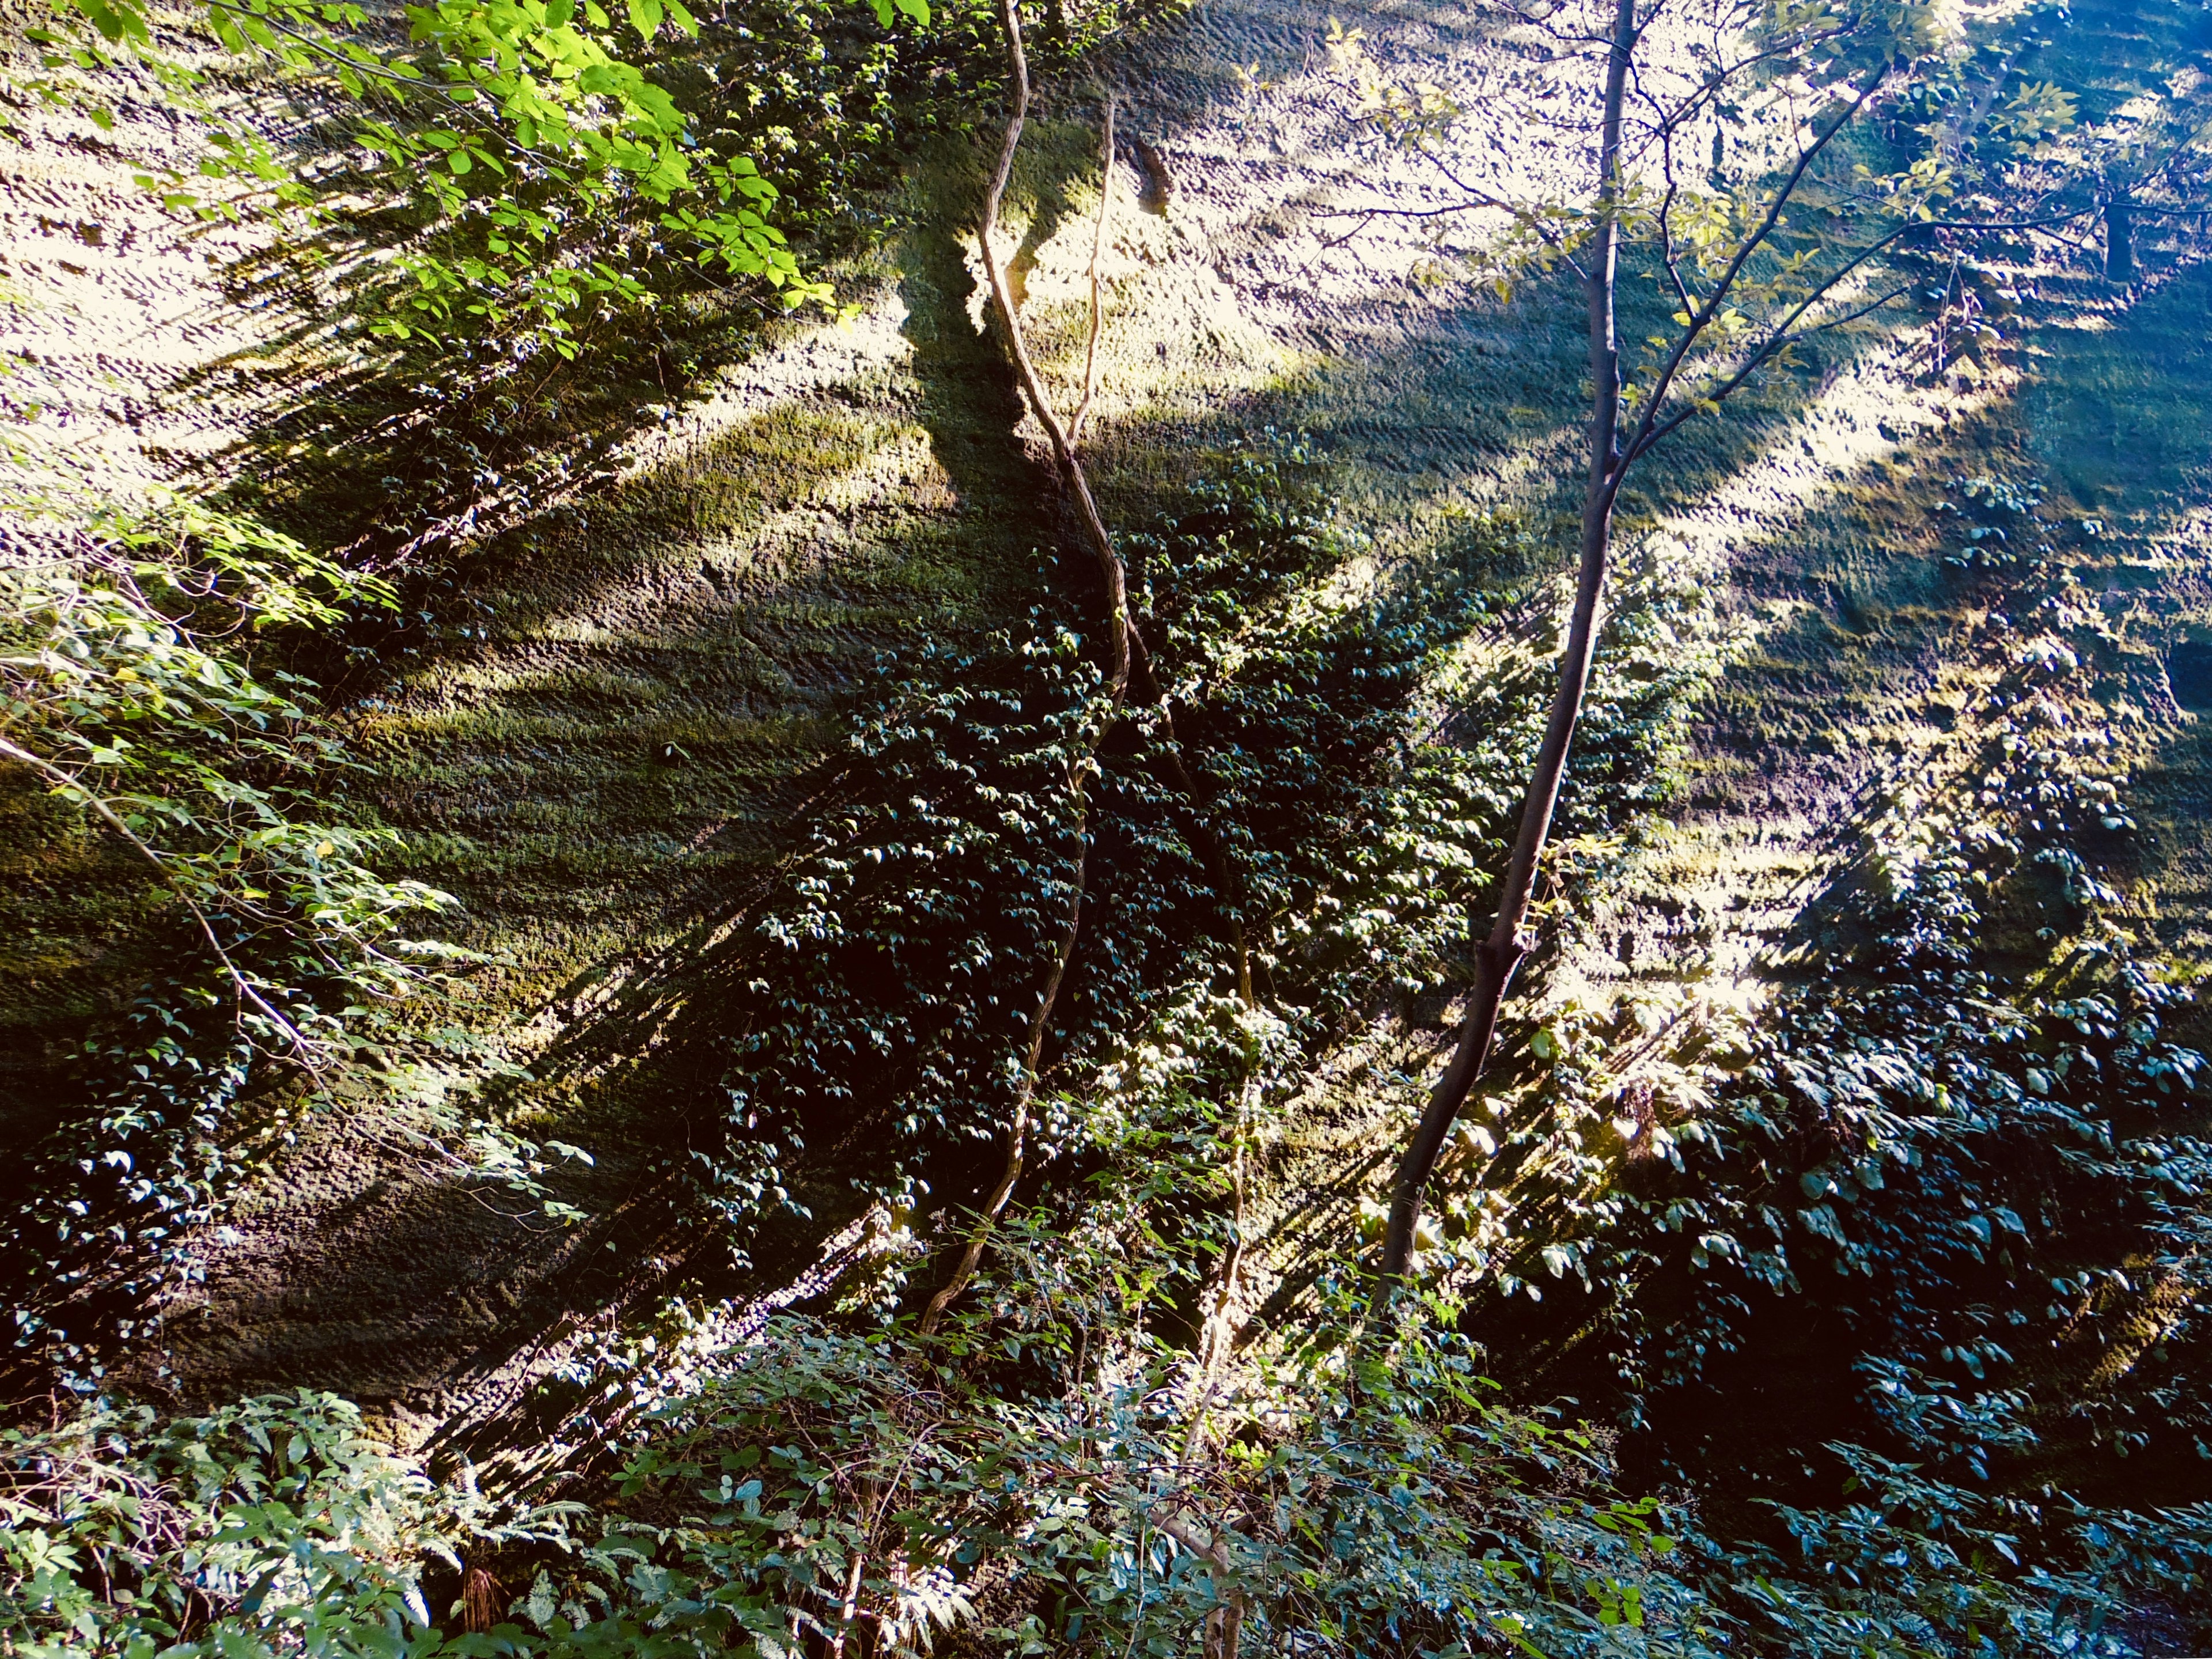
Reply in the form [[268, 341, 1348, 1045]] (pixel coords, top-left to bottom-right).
[[156, 190, 1945, 1422], [138, 0, 2209, 1425]]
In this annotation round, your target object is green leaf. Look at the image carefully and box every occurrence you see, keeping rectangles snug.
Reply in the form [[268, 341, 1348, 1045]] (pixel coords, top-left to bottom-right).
[[69, 0, 149, 44]]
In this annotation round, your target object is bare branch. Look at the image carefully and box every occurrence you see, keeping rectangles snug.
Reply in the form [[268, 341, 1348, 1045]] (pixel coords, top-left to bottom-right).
[[1631, 270, 1916, 459], [1070, 96, 1117, 449], [0, 735, 319, 1065], [1653, 101, 1695, 314], [1623, 69, 1886, 462], [1313, 208, 1381, 249]]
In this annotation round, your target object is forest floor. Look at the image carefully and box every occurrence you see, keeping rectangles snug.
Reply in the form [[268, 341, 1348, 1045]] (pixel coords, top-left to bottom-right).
[[3, 0, 2210, 1455]]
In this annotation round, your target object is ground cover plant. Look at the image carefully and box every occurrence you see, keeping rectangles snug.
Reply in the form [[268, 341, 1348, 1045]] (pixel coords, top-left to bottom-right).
[[0, 493, 460, 1385]]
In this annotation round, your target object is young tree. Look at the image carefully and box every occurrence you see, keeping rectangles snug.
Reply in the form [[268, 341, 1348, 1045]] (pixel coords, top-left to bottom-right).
[[1351, 0, 1982, 1296]]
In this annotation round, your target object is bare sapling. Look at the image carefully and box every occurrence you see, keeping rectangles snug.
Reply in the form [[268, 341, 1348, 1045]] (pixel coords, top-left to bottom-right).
[[918, 10, 1123, 1334], [922, 0, 1261, 1330], [1361, 0, 1978, 1302], [914, 18, 1268, 1640]]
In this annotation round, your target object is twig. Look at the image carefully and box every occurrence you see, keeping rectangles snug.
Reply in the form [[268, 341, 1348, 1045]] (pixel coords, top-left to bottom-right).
[[1070, 95, 1116, 448], [1622, 69, 1888, 459], [0, 734, 319, 1065]]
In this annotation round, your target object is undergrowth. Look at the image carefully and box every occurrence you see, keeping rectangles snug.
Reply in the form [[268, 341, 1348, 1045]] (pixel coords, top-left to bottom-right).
[[0, 0, 1175, 1394], [1417, 477, 2212, 1651], [0, 491, 465, 1388], [10, 446, 2212, 1657], [684, 449, 1724, 1281]]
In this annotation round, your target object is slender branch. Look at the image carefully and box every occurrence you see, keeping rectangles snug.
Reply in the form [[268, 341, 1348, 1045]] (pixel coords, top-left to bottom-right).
[[1628, 225, 1915, 462], [1624, 70, 1885, 457], [1412, 152, 1527, 217], [0, 735, 317, 1063], [1654, 123, 1693, 314], [2099, 199, 2212, 220], [1310, 193, 1583, 278], [1791, 274, 1917, 336], [1628, 25, 1850, 152], [915, 833, 1086, 1335], [1635, 285, 1917, 460], [1070, 95, 1116, 448], [1309, 198, 1501, 223], [1314, 209, 1380, 249]]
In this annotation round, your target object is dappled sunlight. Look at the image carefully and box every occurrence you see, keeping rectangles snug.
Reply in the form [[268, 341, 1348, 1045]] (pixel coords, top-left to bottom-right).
[[13, 0, 2212, 1639]]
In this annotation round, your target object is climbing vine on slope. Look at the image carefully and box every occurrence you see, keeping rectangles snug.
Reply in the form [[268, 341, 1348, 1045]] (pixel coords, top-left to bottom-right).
[[17, 442, 2212, 1656], [677, 448, 1735, 1309], [690, 453, 1476, 1262]]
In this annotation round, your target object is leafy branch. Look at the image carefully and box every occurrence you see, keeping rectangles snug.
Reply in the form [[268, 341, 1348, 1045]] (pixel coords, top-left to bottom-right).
[[28, 0, 849, 358], [1, 493, 454, 1065]]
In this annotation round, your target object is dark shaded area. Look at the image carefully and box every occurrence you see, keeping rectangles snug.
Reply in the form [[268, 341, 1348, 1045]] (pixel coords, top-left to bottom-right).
[[2168, 639, 2212, 711]]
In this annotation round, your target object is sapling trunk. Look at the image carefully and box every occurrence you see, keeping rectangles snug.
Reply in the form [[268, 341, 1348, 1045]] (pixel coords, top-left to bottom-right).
[[918, 3, 1121, 1335], [2106, 191, 2136, 282], [921, 1, 1256, 1331], [1374, 0, 1639, 1298], [953, 14, 1249, 997]]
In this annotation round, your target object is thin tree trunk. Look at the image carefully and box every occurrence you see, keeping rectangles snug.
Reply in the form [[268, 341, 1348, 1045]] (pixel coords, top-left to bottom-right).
[[959, 3, 1251, 998], [916, 838, 1085, 1335], [1070, 96, 1115, 448], [2105, 191, 2135, 282], [918, 0, 1124, 1337], [970, 0, 1132, 704], [1374, 0, 1639, 1300], [922, 0, 1258, 1335]]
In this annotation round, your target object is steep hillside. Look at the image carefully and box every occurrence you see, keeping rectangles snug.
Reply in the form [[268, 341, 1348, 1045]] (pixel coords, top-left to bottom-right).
[[10, 0, 2212, 1649]]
